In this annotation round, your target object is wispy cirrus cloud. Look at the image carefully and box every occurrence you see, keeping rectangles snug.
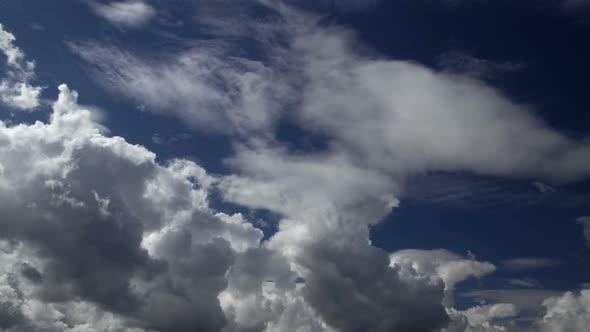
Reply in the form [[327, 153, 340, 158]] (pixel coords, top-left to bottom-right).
[[500, 258, 562, 271], [437, 50, 525, 79]]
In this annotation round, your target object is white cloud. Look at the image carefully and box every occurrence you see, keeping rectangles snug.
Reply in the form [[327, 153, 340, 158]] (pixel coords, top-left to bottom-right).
[[444, 304, 518, 332], [220, 145, 448, 332], [462, 289, 564, 315], [0, 23, 41, 110], [390, 249, 496, 307], [88, 0, 156, 28], [292, 20, 590, 183], [538, 290, 590, 332], [508, 278, 543, 289], [71, 42, 291, 135], [0, 84, 273, 331]]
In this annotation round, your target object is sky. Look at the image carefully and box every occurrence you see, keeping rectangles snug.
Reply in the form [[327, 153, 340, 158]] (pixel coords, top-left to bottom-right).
[[0, 0, 589, 331]]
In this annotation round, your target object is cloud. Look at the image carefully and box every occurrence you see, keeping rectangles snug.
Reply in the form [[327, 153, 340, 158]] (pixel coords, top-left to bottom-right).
[[500, 258, 562, 271], [577, 216, 590, 246], [437, 50, 525, 79], [462, 289, 564, 314], [70, 42, 291, 135], [220, 145, 449, 332], [532, 181, 556, 194], [390, 249, 496, 307], [444, 303, 518, 332], [87, 0, 156, 28], [461, 289, 590, 332], [0, 23, 41, 110], [219, 247, 330, 332], [508, 278, 543, 289], [537, 290, 590, 332], [0, 84, 275, 331], [293, 20, 590, 183], [74, 1, 590, 184]]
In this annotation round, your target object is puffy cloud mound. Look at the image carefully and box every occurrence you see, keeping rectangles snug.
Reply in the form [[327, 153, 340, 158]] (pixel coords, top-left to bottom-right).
[[0, 24, 41, 110], [221, 146, 450, 332], [0, 84, 276, 331], [390, 249, 496, 307], [538, 290, 590, 332], [444, 304, 518, 332]]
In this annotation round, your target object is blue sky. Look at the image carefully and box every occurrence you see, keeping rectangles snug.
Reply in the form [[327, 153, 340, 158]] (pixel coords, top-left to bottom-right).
[[0, 1, 589, 331]]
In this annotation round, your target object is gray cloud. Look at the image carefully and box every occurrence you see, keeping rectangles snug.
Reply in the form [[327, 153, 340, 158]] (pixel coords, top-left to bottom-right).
[[221, 145, 448, 332], [0, 85, 267, 331], [70, 41, 292, 136]]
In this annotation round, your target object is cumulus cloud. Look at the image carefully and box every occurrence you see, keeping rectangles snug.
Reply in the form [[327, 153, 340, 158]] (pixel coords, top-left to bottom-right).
[[87, 0, 156, 28], [0, 24, 41, 110], [390, 249, 496, 307], [537, 290, 590, 332], [444, 303, 518, 332], [0, 84, 279, 331], [221, 145, 449, 332]]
